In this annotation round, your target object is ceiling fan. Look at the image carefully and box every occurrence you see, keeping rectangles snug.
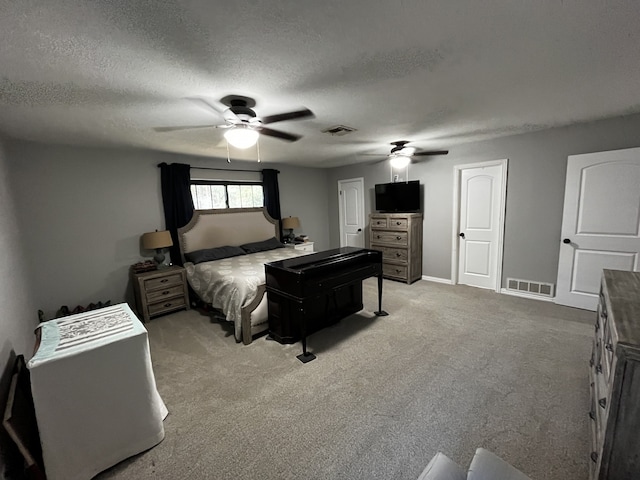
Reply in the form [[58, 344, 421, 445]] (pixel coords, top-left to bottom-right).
[[363, 141, 448, 167], [154, 95, 314, 148]]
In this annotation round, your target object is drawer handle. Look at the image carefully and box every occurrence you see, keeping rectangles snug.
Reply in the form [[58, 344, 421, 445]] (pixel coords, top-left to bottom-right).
[[589, 358, 594, 367], [161, 279, 169, 283], [377, 235, 381, 239], [396, 221, 401, 225], [590, 452, 598, 463], [594, 321, 599, 332], [588, 410, 596, 420], [605, 343, 613, 352], [598, 398, 606, 409], [396, 269, 401, 273], [396, 236, 401, 240], [162, 290, 170, 295], [164, 302, 172, 308], [595, 364, 602, 374], [396, 252, 401, 257]]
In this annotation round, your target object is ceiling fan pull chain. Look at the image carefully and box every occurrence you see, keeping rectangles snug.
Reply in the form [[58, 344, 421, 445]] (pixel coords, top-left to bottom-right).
[[256, 137, 261, 163]]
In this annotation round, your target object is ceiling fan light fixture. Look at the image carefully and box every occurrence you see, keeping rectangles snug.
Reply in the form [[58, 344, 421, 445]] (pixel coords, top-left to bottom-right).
[[389, 154, 411, 169], [224, 125, 259, 149]]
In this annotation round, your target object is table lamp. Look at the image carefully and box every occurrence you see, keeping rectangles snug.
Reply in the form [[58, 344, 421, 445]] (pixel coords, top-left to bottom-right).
[[142, 230, 173, 267], [281, 216, 300, 243]]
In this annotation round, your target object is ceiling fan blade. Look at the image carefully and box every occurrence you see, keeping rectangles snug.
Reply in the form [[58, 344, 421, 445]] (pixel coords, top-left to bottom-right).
[[186, 97, 239, 122], [413, 150, 449, 156], [154, 124, 217, 132], [256, 126, 301, 142], [261, 108, 314, 124]]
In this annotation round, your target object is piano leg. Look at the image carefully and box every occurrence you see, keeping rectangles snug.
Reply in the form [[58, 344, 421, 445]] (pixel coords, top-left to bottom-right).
[[296, 306, 317, 363], [374, 274, 389, 316]]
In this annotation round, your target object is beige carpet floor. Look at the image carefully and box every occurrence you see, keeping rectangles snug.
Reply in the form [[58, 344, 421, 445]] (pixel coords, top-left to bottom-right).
[[97, 279, 593, 480]]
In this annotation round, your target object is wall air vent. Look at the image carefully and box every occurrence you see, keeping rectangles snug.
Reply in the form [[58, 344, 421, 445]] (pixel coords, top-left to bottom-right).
[[322, 125, 357, 136], [507, 278, 555, 298]]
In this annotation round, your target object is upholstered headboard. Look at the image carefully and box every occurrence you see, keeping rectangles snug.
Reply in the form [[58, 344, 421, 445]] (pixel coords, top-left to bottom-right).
[[177, 208, 279, 263]]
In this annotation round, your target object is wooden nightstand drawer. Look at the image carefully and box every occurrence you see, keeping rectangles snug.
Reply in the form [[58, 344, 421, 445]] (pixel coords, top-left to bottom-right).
[[148, 296, 187, 316], [144, 272, 183, 291], [371, 231, 408, 246], [146, 285, 185, 303]]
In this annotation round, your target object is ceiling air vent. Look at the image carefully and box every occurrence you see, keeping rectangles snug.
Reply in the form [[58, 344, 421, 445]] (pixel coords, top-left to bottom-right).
[[322, 125, 357, 136]]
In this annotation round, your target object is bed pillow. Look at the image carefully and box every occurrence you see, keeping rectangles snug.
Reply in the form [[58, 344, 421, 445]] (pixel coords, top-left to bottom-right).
[[185, 246, 246, 264], [239, 237, 285, 254]]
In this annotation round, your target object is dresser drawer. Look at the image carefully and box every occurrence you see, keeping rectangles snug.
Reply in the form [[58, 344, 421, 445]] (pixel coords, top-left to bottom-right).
[[144, 272, 183, 291], [371, 231, 408, 246], [146, 285, 185, 303], [386, 218, 409, 230], [148, 296, 187, 316], [375, 246, 408, 262], [383, 263, 407, 279], [370, 216, 388, 228]]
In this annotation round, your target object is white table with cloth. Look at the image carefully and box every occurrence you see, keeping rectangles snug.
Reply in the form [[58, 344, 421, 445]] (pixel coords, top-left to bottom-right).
[[27, 303, 168, 480]]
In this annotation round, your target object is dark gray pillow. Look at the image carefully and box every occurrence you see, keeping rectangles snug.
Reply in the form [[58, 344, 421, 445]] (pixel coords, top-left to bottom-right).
[[239, 237, 285, 254], [185, 246, 246, 264]]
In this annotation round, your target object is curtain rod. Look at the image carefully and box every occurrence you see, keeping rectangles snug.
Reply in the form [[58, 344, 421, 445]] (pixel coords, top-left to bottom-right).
[[191, 166, 280, 174]]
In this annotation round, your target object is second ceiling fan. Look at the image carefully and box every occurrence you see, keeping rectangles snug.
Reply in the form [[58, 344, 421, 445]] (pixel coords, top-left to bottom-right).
[[155, 95, 314, 148]]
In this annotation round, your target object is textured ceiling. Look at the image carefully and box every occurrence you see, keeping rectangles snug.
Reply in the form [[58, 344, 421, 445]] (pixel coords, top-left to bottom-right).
[[1, 1, 640, 167]]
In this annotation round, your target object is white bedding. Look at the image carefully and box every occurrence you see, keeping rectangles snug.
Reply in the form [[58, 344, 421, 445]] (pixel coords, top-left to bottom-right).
[[185, 247, 309, 340]]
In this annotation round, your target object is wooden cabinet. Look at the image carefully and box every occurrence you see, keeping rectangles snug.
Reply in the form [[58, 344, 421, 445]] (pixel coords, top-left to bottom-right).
[[284, 241, 314, 252], [132, 266, 189, 322], [589, 269, 640, 480], [369, 212, 422, 284]]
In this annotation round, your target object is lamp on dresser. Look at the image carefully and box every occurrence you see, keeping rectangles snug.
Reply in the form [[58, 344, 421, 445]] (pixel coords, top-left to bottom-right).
[[142, 230, 173, 268], [281, 216, 300, 243]]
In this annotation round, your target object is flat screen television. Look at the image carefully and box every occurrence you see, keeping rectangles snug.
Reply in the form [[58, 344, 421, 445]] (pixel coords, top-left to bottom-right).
[[375, 181, 421, 212]]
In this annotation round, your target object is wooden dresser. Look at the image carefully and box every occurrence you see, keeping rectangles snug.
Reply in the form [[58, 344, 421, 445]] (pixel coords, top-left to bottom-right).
[[589, 269, 640, 480], [369, 212, 423, 284], [132, 265, 189, 322]]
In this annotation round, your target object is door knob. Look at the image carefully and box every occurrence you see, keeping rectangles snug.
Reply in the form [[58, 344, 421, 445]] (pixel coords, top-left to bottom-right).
[[357, 228, 362, 232], [563, 238, 571, 244], [459, 233, 465, 239]]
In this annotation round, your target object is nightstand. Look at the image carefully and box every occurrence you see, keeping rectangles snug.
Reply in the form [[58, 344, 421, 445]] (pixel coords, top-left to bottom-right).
[[284, 241, 314, 253], [132, 265, 189, 322]]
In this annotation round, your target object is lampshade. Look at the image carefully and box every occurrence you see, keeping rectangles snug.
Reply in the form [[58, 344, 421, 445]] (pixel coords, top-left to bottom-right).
[[389, 155, 411, 169], [142, 230, 173, 250], [282, 216, 301, 230], [224, 126, 259, 149]]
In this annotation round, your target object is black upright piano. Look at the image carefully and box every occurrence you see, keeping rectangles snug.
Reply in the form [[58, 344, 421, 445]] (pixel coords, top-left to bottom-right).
[[265, 247, 386, 362]]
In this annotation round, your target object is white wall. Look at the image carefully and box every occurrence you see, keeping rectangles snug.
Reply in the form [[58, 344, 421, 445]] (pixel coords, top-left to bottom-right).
[[6, 141, 330, 318], [0, 138, 38, 478], [327, 113, 640, 286]]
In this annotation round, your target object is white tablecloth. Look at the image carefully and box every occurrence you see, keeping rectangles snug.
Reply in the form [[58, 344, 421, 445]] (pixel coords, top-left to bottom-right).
[[27, 303, 168, 480]]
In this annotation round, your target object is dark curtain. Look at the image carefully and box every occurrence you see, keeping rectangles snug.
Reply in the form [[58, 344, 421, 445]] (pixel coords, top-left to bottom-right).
[[262, 169, 282, 239], [159, 162, 194, 266]]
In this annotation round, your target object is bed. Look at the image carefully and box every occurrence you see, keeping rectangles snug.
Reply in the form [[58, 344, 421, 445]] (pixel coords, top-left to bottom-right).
[[177, 207, 310, 345]]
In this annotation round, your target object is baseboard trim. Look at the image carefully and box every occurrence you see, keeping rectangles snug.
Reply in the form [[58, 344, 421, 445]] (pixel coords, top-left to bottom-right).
[[500, 288, 555, 302], [421, 276, 453, 285]]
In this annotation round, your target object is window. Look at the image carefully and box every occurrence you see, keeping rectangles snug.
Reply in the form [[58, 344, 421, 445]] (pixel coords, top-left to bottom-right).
[[190, 181, 264, 210]]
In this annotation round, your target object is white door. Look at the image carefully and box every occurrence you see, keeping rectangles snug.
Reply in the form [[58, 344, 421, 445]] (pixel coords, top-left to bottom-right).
[[454, 160, 507, 291], [555, 148, 640, 310], [338, 178, 365, 248]]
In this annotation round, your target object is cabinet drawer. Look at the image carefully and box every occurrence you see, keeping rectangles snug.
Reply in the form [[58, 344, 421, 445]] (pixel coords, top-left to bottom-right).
[[383, 263, 407, 279], [375, 246, 408, 262], [371, 231, 408, 246], [148, 296, 186, 316], [146, 285, 184, 303], [296, 243, 314, 252], [144, 273, 183, 291], [370, 216, 388, 228], [386, 218, 408, 230]]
